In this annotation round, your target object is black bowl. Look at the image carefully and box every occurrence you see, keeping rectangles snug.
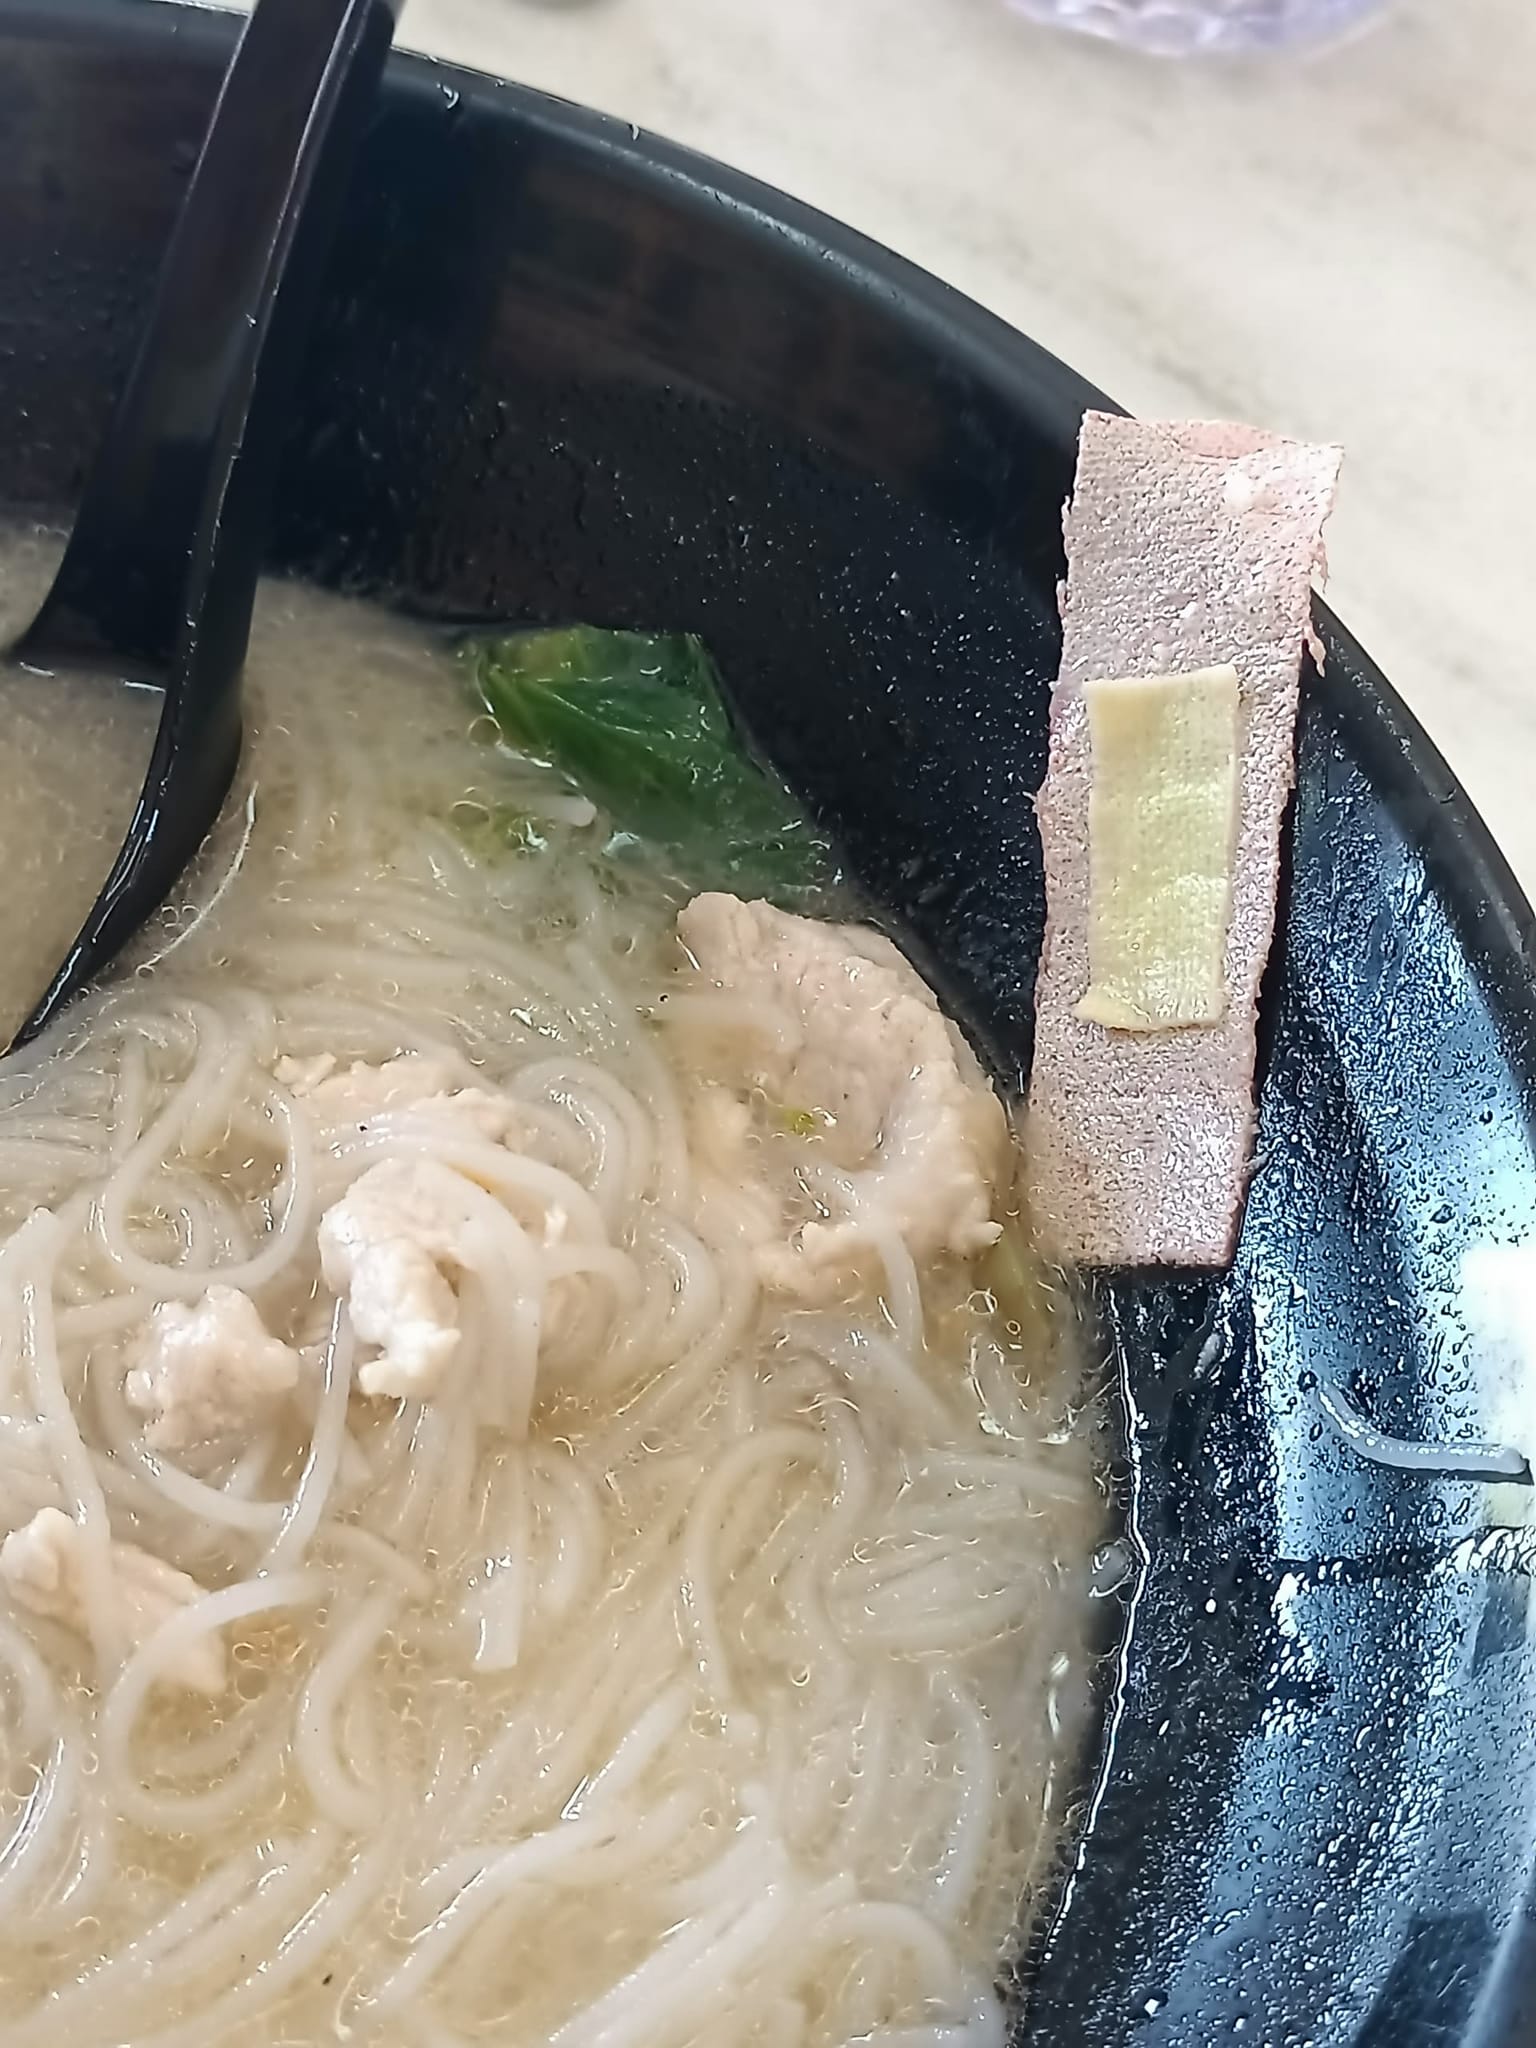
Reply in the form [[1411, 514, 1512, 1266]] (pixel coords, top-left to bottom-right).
[[3, 4, 1534, 2043]]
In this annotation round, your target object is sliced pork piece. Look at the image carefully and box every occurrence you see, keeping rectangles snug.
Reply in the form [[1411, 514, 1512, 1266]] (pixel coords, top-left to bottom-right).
[[317, 1159, 478, 1399], [668, 894, 1006, 1291], [1, 1509, 226, 1694], [1027, 414, 1342, 1267], [125, 1285, 302, 1452]]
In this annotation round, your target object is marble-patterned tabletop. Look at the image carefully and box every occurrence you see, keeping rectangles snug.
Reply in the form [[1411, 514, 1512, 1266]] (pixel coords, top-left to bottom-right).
[[233, 0, 1536, 895]]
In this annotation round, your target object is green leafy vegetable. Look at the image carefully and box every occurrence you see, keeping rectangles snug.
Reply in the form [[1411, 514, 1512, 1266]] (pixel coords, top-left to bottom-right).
[[466, 627, 832, 903]]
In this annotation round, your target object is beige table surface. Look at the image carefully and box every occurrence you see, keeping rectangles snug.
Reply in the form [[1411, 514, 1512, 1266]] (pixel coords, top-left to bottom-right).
[[218, 0, 1536, 896]]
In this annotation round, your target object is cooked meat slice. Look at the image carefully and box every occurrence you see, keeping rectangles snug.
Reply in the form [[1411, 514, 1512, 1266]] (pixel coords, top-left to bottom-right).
[[1, 1509, 226, 1694], [669, 894, 1005, 1290], [125, 1286, 302, 1452]]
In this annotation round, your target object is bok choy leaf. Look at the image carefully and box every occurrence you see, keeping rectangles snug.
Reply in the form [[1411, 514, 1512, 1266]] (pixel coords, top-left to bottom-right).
[[466, 627, 832, 902]]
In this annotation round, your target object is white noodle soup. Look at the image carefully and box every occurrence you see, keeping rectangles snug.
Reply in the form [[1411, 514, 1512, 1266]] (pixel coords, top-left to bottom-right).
[[0, 533, 1103, 2048]]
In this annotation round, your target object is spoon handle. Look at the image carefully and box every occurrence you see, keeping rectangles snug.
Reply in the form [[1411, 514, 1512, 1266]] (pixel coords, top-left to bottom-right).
[[15, 0, 399, 691], [11, 0, 399, 1047]]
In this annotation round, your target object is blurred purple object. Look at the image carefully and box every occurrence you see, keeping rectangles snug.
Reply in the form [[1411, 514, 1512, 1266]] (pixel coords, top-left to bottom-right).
[[1005, 0, 1386, 51]]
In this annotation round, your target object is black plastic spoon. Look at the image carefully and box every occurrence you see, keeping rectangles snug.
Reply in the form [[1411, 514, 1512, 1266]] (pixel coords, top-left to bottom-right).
[[5, 0, 400, 1051]]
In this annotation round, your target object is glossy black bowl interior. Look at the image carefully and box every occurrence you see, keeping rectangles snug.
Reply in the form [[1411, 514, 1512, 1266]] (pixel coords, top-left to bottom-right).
[[3, 4, 1535, 2043]]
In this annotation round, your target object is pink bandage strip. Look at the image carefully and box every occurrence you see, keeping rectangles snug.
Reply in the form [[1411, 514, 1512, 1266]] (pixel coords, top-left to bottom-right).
[[1026, 413, 1342, 1267]]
